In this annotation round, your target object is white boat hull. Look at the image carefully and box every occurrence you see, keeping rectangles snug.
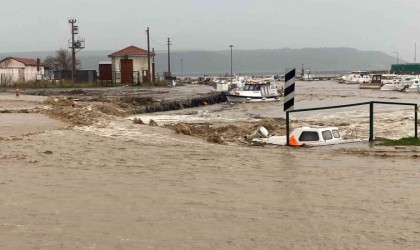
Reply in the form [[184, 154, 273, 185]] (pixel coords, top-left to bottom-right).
[[225, 94, 280, 103], [359, 83, 382, 89], [253, 136, 362, 146], [380, 84, 399, 91]]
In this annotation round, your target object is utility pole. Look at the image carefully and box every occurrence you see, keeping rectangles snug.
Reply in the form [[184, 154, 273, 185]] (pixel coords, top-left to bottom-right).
[[68, 18, 85, 83], [393, 51, 399, 65], [146, 27, 151, 83], [167, 38, 172, 76], [229, 45, 234, 84], [180, 59, 183, 78], [415, 43, 417, 63], [152, 48, 156, 83], [301, 64, 304, 77], [69, 19, 76, 83]]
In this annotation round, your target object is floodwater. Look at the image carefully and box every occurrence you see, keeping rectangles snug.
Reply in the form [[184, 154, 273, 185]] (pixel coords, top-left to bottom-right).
[[137, 81, 420, 140], [1, 81, 420, 249]]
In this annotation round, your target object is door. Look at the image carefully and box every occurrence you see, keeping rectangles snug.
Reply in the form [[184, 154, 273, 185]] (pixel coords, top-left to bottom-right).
[[18, 69, 25, 83], [142, 70, 149, 83], [120, 59, 133, 84]]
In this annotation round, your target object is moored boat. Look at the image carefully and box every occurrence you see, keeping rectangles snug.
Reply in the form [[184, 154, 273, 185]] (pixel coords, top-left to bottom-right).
[[399, 77, 420, 92], [359, 74, 383, 89], [345, 71, 369, 84], [225, 82, 281, 103]]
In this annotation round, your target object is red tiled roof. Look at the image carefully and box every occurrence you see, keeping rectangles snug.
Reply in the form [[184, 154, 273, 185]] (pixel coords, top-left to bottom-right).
[[0, 57, 41, 66], [108, 45, 151, 57]]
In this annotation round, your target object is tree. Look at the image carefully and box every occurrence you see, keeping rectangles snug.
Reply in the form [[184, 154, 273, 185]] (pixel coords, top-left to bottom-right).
[[43, 48, 80, 71]]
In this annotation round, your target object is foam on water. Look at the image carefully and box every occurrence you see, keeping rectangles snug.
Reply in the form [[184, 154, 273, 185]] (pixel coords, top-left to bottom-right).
[[74, 121, 208, 146]]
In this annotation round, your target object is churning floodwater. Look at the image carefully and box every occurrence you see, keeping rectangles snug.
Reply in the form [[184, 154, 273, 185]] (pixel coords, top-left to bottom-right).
[[134, 81, 420, 140]]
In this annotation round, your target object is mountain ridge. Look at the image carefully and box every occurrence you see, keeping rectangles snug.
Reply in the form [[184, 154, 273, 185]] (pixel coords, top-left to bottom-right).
[[0, 47, 402, 75]]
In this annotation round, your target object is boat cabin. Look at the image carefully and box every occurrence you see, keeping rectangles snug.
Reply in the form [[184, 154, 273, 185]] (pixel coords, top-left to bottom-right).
[[371, 74, 382, 84], [289, 126, 342, 146]]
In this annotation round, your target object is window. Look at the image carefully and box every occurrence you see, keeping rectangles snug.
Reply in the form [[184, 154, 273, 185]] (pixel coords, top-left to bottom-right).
[[322, 130, 333, 140], [332, 130, 340, 138], [299, 132, 319, 141]]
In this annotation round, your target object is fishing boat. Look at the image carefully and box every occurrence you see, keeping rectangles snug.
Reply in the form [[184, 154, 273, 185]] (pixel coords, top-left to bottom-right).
[[345, 71, 369, 84], [380, 74, 403, 91], [224, 82, 281, 103], [359, 74, 383, 89], [399, 77, 420, 92], [252, 126, 361, 146]]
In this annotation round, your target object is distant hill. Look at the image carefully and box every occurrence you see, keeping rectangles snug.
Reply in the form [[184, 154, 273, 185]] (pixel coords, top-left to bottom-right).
[[0, 47, 402, 75]]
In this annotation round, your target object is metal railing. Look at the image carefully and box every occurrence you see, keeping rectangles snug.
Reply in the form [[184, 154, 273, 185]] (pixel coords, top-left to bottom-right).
[[286, 101, 418, 146]]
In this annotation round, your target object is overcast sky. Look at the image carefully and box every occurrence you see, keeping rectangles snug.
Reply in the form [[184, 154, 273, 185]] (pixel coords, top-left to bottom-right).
[[1, 0, 419, 61]]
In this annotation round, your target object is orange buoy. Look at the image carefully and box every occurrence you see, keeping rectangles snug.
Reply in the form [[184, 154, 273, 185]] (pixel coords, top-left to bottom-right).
[[16, 88, 20, 97], [289, 135, 299, 146]]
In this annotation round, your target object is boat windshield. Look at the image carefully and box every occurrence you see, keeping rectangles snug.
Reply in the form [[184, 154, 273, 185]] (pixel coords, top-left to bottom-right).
[[299, 132, 319, 141], [322, 130, 333, 140], [332, 130, 340, 138], [244, 84, 261, 91]]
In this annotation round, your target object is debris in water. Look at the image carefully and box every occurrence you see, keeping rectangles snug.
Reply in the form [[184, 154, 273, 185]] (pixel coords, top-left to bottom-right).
[[207, 133, 225, 144], [245, 126, 270, 140], [149, 119, 158, 126], [133, 118, 144, 125], [198, 110, 210, 117], [173, 123, 192, 135]]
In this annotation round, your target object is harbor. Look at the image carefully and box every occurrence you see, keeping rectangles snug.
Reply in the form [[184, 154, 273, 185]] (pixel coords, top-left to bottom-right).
[[2, 1, 420, 249], [1, 79, 420, 249]]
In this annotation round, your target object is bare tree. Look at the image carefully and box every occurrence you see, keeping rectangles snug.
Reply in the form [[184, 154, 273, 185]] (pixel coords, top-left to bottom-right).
[[43, 48, 80, 71], [0, 72, 14, 87]]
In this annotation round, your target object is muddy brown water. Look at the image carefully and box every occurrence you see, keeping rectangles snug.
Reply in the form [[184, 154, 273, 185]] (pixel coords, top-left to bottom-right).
[[1, 82, 420, 249]]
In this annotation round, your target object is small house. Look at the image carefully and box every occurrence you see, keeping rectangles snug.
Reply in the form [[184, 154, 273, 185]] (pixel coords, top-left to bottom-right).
[[108, 45, 153, 84], [0, 57, 44, 86]]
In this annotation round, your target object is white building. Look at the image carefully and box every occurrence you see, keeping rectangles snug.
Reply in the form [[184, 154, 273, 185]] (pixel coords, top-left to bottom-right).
[[108, 45, 153, 84], [0, 57, 44, 86]]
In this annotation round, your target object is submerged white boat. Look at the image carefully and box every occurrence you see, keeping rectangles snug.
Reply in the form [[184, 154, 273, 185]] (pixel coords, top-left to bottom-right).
[[225, 82, 281, 103], [398, 77, 420, 92], [252, 126, 362, 146]]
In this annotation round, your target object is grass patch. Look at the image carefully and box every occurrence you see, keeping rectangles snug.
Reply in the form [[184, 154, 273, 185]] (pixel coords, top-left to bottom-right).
[[379, 137, 420, 146]]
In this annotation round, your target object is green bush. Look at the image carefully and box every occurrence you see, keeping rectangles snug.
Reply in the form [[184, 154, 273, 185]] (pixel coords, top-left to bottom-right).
[[379, 137, 420, 146]]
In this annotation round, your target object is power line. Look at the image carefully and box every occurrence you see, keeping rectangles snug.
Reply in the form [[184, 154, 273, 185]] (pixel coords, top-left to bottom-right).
[[150, 35, 166, 48]]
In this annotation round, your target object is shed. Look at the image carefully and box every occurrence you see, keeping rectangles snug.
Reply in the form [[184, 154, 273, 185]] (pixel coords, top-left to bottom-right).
[[0, 57, 44, 86], [108, 45, 153, 84]]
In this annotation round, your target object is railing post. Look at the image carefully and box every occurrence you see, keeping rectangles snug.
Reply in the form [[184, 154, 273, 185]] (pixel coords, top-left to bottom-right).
[[286, 111, 290, 146], [369, 102, 374, 142], [415, 104, 418, 139]]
